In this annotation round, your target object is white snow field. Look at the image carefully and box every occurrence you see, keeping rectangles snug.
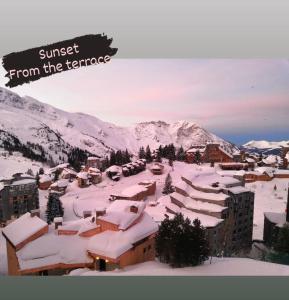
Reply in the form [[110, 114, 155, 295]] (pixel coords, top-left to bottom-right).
[[69, 258, 289, 276]]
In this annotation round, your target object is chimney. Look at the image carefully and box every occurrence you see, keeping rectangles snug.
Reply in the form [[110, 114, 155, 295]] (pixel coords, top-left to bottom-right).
[[30, 209, 40, 218], [130, 205, 138, 214], [54, 217, 63, 229], [287, 186, 289, 222]]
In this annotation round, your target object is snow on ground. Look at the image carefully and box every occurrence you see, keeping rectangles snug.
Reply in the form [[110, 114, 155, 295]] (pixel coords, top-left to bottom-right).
[[246, 178, 289, 240], [0, 153, 43, 179], [60, 160, 196, 222], [69, 258, 289, 276]]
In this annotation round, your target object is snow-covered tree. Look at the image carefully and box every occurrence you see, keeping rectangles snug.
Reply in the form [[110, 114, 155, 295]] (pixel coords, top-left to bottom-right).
[[162, 173, 174, 195], [145, 145, 152, 163], [46, 193, 64, 224], [155, 214, 210, 267]]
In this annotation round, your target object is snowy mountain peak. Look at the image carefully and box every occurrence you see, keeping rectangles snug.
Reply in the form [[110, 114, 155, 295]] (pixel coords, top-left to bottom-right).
[[243, 140, 289, 149], [0, 86, 236, 163]]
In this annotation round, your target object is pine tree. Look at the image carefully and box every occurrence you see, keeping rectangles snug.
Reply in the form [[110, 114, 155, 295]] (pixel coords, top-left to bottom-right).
[[162, 173, 174, 194], [176, 146, 186, 161], [155, 214, 210, 267], [35, 172, 40, 186], [26, 168, 34, 176], [145, 145, 152, 163], [124, 149, 131, 163], [138, 146, 146, 159], [45, 193, 64, 224], [54, 169, 61, 181], [195, 150, 202, 164], [109, 150, 116, 166]]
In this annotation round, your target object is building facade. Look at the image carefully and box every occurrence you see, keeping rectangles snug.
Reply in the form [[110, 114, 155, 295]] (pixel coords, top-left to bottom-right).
[[0, 173, 39, 224]]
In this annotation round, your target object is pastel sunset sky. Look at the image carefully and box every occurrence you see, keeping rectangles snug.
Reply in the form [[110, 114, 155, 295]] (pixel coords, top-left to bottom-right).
[[1, 59, 289, 145]]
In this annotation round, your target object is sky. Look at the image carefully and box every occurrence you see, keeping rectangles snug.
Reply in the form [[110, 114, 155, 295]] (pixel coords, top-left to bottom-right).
[[1, 59, 289, 145]]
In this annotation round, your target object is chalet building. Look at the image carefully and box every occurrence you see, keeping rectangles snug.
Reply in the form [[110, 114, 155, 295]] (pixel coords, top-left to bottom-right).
[[39, 174, 52, 190], [85, 157, 103, 171], [168, 170, 254, 255], [122, 160, 146, 177], [263, 187, 289, 247], [244, 157, 256, 170], [185, 145, 206, 164], [0, 174, 39, 224], [87, 167, 102, 184], [88, 201, 158, 271], [61, 168, 77, 181], [243, 167, 275, 183], [2, 201, 158, 275], [106, 165, 121, 181], [76, 172, 90, 188], [49, 179, 69, 195], [110, 181, 156, 202], [219, 162, 248, 171], [150, 163, 164, 175], [186, 143, 235, 164]]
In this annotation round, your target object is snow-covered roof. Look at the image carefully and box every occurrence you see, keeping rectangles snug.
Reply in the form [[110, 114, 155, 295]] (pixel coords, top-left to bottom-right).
[[98, 200, 146, 230], [180, 208, 223, 228], [11, 178, 36, 186], [58, 217, 98, 234], [121, 185, 148, 197], [245, 158, 256, 163], [77, 172, 89, 180], [264, 212, 286, 226], [87, 157, 99, 161], [88, 212, 158, 259], [175, 180, 229, 202], [183, 171, 241, 191], [227, 186, 251, 194], [255, 167, 275, 177], [88, 167, 101, 174], [39, 174, 52, 183], [16, 232, 92, 271], [0, 182, 4, 191], [50, 179, 69, 188], [170, 192, 226, 213], [2, 213, 47, 247], [106, 165, 120, 173]]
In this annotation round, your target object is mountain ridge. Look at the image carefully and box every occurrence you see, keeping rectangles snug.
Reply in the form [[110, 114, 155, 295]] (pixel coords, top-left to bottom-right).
[[0, 86, 237, 165]]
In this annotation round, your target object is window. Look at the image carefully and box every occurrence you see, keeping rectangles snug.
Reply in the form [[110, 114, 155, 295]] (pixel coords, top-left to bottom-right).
[[148, 245, 151, 250], [143, 248, 147, 254]]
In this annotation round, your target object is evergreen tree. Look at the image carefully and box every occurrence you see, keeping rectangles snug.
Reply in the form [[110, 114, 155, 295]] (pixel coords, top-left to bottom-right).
[[35, 172, 40, 186], [167, 144, 176, 161], [109, 150, 117, 166], [156, 150, 162, 163], [162, 173, 174, 194], [155, 214, 210, 267], [145, 145, 152, 163], [176, 146, 186, 161], [124, 149, 131, 163], [45, 193, 64, 224], [138, 146, 146, 159], [26, 168, 34, 176], [195, 150, 202, 164], [158, 145, 163, 157], [54, 168, 61, 181]]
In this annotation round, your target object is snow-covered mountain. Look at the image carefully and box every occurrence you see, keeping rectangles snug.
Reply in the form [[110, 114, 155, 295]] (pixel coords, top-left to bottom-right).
[[242, 140, 289, 157], [243, 140, 289, 149], [0, 87, 236, 164]]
